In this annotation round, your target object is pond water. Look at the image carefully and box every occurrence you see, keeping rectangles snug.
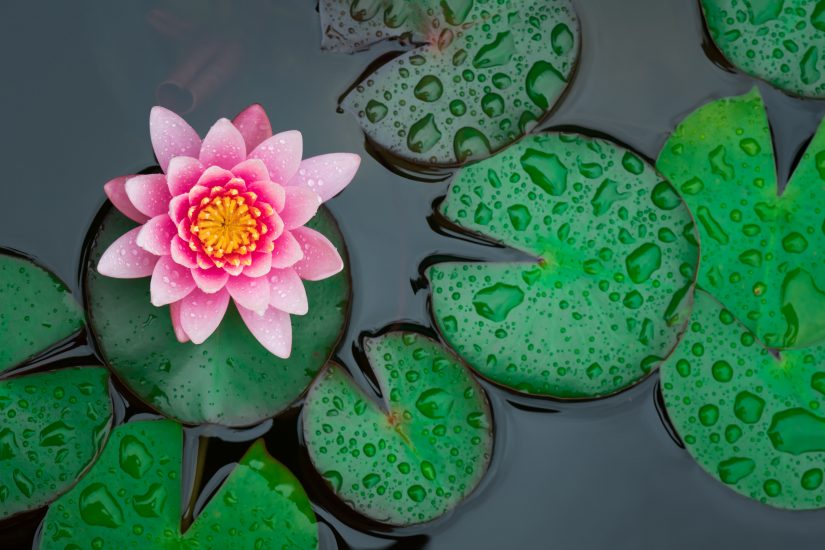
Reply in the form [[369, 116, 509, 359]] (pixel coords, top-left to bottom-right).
[[2, 0, 825, 548]]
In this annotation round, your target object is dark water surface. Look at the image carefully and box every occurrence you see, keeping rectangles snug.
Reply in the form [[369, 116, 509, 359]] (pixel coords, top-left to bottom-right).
[[2, 0, 825, 548]]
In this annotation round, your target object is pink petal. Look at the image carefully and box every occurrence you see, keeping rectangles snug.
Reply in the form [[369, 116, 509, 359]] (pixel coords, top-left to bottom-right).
[[268, 268, 308, 315], [232, 104, 272, 152], [170, 236, 198, 268], [104, 176, 149, 223], [136, 215, 176, 256], [166, 156, 205, 196], [243, 252, 272, 278], [227, 275, 271, 314], [248, 181, 286, 212], [232, 159, 270, 186], [224, 263, 244, 276], [270, 230, 304, 269], [280, 187, 322, 230], [169, 194, 189, 224], [97, 227, 158, 278], [292, 227, 344, 281], [192, 268, 229, 294], [287, 153, 361, 202], [237, 304, 292, 358], [150, 106, 201, 172], [151, 255, 196, 306], [195, 166, 235, 189], [126, 174, 172, 217], [180, 288, 230, 344], [249, 131, 303, 184], [169, 301, 190, 343], [199, 118, 246, 170]]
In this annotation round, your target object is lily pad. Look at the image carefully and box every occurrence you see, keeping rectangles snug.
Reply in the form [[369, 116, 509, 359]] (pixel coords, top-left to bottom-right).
[[661, 289, 825, 509], [40, 419, 318, 548], [85, 205, 350, 426], [701, 0, 825, 97], [0, 253, 84, 374], [657, 89, 825, 349], [302, 331, 493, 525], [0, 367, 112, 520], [320, 0, 579, 166], [427, 133, 698, 398]]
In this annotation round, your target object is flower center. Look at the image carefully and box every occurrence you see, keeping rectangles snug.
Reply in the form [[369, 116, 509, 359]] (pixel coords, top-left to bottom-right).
[[194, 192, 262, 259]]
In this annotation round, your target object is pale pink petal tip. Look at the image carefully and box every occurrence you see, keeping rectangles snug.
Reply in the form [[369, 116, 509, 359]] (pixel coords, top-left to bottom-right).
[[200, 118, 247, 170], [98, 227, 158, 278], [288, 153, 361, 202], [192, 268, 230, 294], [136, 215, 176, 256], [280, 186, 322, 230], [233, 104, 272, 152], [166, 156, 205, 196], [250, 130, 303, 184], [268, 268, 308, 315], [237, 304, 292, 358], [292, 227, 344, 281], [227, 275, 271, 315], [180, 288, 230, 344], [151, 256, 196, 306], [104, 176, 149, 223], [125, 174, 171, 218], [150, 106, 201, 172], [170, 301, 190, 343]]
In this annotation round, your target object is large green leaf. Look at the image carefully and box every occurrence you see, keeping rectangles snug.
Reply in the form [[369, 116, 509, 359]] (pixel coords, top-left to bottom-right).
[[320, 0, 579, 166], [701, 0, 825, 98], [661, 289, 825, 510], [427, 133, 698, 398], [0, 367, 112, 520], [0, 253, 83, 374], [657, 89, 825, 349], [84, 206, 351, 426], [40, 419, 318, 549], [302, 331, 493, 525]]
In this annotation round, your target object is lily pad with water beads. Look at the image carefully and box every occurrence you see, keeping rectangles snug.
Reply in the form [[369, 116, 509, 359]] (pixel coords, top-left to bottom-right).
[[701, 0, 825, 98], [661, 290, 825, 510], [302, 331, 493, 526], [0, 254, 113, 520], [39, 420, 318, 549], [319, 0, 579, 166], [426, 133, 699, 399], [84, 205, 350, 427], [657, 89, 825, 349]]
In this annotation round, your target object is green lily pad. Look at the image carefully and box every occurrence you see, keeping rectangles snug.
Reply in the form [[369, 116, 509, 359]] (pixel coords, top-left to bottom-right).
[[427, 133, 698, 398], [40, 419, 318, 548], [320, 0, 579, 166], [657, 89, 825, 349], [701, 0, 825, 98], [84, 206, 350, 426], [0, 253, 84, 374], [302, 331, 493, 525], [0, 367, 112, 520], [661, 289, 825, 509]]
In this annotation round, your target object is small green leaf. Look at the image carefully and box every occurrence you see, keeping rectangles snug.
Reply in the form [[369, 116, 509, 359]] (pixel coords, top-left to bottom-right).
[[701, 0, 825, 97], [657, 89, 825, 348], [661, 290, 825, 510], [0, 367, 112, 519], [0, 254, 83, 373], [302, 332, 492, 525], [40, 420, 318, 549], [320, 0, 579, 165], [85, 206, 350, 426], [428, 133, 698, 398]]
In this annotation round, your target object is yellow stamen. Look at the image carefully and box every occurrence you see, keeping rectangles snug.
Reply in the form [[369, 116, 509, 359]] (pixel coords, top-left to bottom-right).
[[193, 194, 261, 258]]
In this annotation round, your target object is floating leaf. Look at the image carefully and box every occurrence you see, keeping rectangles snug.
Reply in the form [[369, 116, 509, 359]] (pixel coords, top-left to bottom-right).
[[320, 0, 579, 166], [303, 331, 492, 525], [427, 133, 699, 398], [40, 420, 318, 548], [0, 253, 83, 374], [661, 290, 825, 509], [701, 0, 825, 97], [0, 367, 112, 520], [85, 206, 350, 426], [657, 89, 825, 349]]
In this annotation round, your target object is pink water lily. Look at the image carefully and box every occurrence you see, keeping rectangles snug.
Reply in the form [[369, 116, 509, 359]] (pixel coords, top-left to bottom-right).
[[97, 104, 359, 358]]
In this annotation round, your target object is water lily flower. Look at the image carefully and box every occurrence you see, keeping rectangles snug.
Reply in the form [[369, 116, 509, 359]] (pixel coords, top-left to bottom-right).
[[97, 104, 360, 358]]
